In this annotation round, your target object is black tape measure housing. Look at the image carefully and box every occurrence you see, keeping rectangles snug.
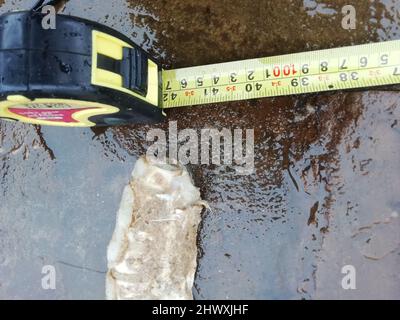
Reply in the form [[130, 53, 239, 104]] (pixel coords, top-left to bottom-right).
[[0, 11, 164, 126]]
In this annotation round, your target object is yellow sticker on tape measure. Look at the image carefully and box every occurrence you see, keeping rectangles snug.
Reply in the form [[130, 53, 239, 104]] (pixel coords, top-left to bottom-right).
[[161, 40, 400, 108]]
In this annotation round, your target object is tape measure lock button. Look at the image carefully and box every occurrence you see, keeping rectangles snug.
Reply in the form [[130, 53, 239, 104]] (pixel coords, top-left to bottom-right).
[[96, 46, 149, 96]]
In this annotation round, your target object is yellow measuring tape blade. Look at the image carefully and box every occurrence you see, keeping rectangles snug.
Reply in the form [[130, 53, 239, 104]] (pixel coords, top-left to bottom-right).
[[161, 40, 400, 108]]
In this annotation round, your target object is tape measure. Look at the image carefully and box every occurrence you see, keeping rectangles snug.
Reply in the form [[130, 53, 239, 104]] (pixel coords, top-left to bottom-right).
[[1, 3, 400, 127], [162, 40, 400, 108], [0, 8, 163, 127]]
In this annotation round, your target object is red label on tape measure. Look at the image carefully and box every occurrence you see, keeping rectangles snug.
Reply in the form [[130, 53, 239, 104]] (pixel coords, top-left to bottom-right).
[[8, 107, 96, 123]]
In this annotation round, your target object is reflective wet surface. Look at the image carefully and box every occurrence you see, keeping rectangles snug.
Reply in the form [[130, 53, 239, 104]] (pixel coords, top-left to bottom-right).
[[0, 0, 399, 299]]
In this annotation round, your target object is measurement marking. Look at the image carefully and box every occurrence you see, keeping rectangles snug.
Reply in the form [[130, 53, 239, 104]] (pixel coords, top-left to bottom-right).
[[162, 41, 400, 107]]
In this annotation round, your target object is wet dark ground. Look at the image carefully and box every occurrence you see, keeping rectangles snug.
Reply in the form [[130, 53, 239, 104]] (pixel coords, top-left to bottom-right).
[[0, 0, 399, 299]]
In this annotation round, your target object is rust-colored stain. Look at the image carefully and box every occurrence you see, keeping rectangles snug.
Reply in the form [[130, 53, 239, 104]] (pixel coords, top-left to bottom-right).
[[128, 0, 378, 68], [308, 201, 319, 226]]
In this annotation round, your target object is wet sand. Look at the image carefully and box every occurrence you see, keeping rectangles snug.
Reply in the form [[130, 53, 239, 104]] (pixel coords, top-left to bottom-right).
[[0, 0, 399, 299]]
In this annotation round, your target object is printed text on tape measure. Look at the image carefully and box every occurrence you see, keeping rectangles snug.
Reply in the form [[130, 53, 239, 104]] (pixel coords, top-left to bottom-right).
[[161, 40, 400, 108]]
